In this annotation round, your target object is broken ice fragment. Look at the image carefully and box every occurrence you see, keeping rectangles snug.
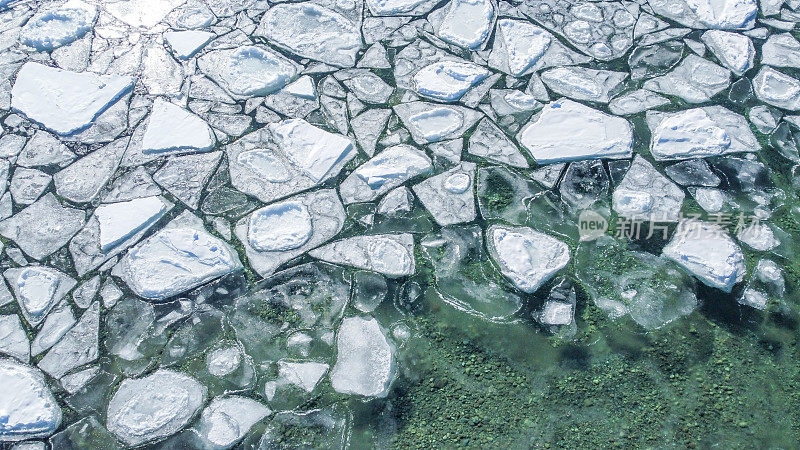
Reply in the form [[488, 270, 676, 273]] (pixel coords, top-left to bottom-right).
[[5, 266, 75, 327], [517, 99, 633, 163], [0, 359, 61, 442], [268, 119, 356, 184], [0, 315, 29, 362], [310, 234, 415, 277], [394, 101, 481, 144], [248, 201, 313, 252], [752, 67, 800, 111], [11, 63, 133, 135], [412, 61, 490, 102], [432, 0, 495, 49], [194, 396, 270, 449], [256, 3, 362, 68], [700, 30, 754, 75], [95, 196, 170, 253], [164, 30, 213, 60], [647, 106, 757, 160], [114, 212, 241, 301], [643, 55, 730, 103], [198, 46, 299, 98], [412, 162, 476, 226], [487, 225, 570, 294], [339, 144, 432, 204], [330, 317, 395, 397], [141, 99, 215, 155], [106, 369, 206, 447], [38, 302, 99, 379], [540, 66, 627, 103], [20, 0, 97, 52], [468, 117, 528, 168], [612, 155, 685, 222], [662, 220, 746, 292]]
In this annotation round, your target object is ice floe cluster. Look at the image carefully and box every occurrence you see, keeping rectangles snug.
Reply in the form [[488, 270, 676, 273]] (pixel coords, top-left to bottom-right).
[[0, 0, 799, 446]]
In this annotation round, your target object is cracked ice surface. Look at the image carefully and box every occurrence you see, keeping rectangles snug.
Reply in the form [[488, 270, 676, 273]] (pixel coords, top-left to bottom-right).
[[1, 0, 799, 445]]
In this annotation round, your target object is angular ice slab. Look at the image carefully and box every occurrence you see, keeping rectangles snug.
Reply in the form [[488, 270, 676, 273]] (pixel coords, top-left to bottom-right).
[[330, 317, 395, 397], [310, 234, 415, 277], [0, 315, 29, 362], [235, 189, 345, 277], [20, 0, 97, 51], [487, 225, 570, 294], [339, 145, 432, 204], [366, 0, 440, 16], [268, 119, 356, 183], [412, 61, 490, 102], [516, 99, 633, 163], [413, 162, 476, 226], [107, 369, 206, 447], [11, 63, 133, 135], [141, 99, 215, 155], [612, 155, 685, 222], [0, 359, 61, 442], [643, 54, 730, 104], [257, 3, 362, 68], [164, 30, 213, 60], [95, 196, 170, 254], [114, 212, 241, 301], [647, 106, 757, 160], [394, 102, 481, 144], [662, 220, 746, 292], [468, 117, 529, 168], [649, 0, 757, 30]]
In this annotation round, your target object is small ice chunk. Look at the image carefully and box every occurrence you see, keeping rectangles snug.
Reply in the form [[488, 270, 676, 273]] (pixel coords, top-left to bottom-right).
[[643, 54, 730, 103], [394, 102, 481, 144], [248, 201, 313, 252], [330, 317, 395, 397], [256, 3, 362, 68], [9, 168, 51, 205], [16, 131, 74, 168], [412, 162, 476, 226], [30, 303, 74, 356], [114, 212, 241, 301], [664, 159, 721, 186], [0, 315, 29, 362], [412, 61, 490, 102], [737, 222, 779, 251], [701, 30, 754, 75], [37, 302, 99, 379], [194, 396, 270, 449], [0, 359, 61, 442], [608, 89, 670, 115], [268, 119, 356, 183], [486, 225, 571, 293], [153, 151, 222, 209], [198, 46, 299, 98], [95, 196, 170, 253], [539, 301, 574, 326], [11, 63, 133, 135], [339, 145, 432, 204], [5, 266, 75, 327], [761, 33, 800, 69], [516, 99, 633, 163], [432, 0, 495, 49], [662, 220, 746, 292], [366, 0, 440, 16], [468, 117, 529, 168], [20, 0, 97, 51], [310, 234, 415, 278], [106, 369, 206, 447], [752, 66, 800, 111], [540, 66, 627, 103], [164, 30, 213, 60], [647, 106, 757, 160], [141, 99, 215, 155], [377, 187, 413, 216], [53, 138, 125, 203], [685, 0, 757, 30], [612, 155, 685, 222]]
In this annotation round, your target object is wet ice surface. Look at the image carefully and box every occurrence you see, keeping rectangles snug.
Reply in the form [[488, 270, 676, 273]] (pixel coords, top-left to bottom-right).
[[0, 0, 799, 446]]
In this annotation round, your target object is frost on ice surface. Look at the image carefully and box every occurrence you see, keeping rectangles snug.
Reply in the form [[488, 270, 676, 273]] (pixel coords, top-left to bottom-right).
[[19, 0, 97, 52], [5, 266, 75, 327], [0, 359, 61, 442], [107, 369, 206, 447], [0, 193, 85, 260], [310, 234, 415, 277], [141, 99, 215, 155], [412, 61, 490, 102], [340, 144, 432, 203], [198, 46, 299, 98], [11, 63, 133, 135]]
